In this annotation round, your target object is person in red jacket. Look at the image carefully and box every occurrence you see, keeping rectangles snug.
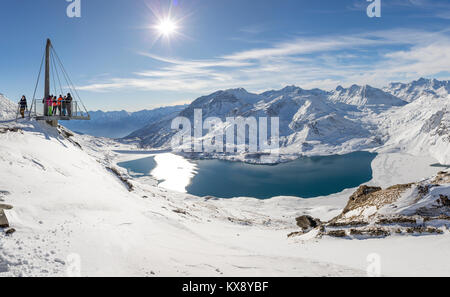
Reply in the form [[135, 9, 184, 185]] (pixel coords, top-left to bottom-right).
[[52, 96, 58, 116], [57, 95, 63, 116]]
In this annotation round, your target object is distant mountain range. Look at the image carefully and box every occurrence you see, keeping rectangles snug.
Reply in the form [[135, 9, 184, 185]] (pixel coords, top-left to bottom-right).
[[62, 105, 186, 138], [124, 78, 450, 164], [1, 78, 449, 163]]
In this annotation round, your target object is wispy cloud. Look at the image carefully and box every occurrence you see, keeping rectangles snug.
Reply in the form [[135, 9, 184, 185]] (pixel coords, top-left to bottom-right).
[[436, 11, 450, 19], [78, 28, 450, 94]]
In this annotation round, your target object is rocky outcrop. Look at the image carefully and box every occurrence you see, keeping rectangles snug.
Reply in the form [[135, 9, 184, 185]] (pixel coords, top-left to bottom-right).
[[295, 215, 321, 231], [290, 172, 450, 240], [0, 210, 9, 228], [337, 184, 414, 221], [433, 171, 450, 184]]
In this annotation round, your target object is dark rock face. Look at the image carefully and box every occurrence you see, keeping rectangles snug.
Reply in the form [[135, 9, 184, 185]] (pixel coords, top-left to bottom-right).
[[5, 228, 15, 235], [295, 215, 321, 230], [0, 127, 21, 134], [0, 209, 9, 228], [327, 230, 347, 238], [437, 195, 450, 207], [350, 228, 390, 237]]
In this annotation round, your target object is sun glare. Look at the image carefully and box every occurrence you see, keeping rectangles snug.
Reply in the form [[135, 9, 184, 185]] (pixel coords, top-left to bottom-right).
[[155, 19, 178, 37]]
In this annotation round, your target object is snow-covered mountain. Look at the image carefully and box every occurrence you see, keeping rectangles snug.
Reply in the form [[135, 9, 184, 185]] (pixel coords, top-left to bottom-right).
[[126, 89, 267, 147], [384, 78, 450, 102], [329, 85, 407, 109], [125, 84, 397, 154], [125, 78, 450, 164], [62, 105, 186, 138]]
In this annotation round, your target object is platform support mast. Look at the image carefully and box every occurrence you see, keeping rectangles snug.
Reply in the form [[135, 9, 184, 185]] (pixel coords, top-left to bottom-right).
[[44, 39, 58, 127], [44, 39, 50, 101]]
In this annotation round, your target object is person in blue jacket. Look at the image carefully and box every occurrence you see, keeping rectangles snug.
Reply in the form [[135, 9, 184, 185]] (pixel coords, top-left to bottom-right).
[[18, 95, 28, 118]]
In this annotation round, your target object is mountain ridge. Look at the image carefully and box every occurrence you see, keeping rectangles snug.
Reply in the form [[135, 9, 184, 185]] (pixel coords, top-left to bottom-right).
[[123, 78, 450, 164]]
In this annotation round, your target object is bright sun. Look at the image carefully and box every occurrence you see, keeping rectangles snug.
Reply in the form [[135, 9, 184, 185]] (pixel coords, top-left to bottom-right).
[[156, 19, 178, 37]]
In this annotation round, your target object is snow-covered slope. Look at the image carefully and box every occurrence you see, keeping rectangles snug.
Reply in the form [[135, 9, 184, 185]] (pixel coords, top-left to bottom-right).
[[1, 120, 449, 276], [378, 93, 450, 164], [0, 94, 17, 121], [62, 105, 186, 138], [0, 121, 371, 276]]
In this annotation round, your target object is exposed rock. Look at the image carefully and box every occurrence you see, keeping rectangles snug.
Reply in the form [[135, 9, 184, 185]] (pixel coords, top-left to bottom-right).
[[58, 126, 74, 138], [423, 215, 450, 222], [0, 127, 21, 134], [417, 184, 431, 198], [287, 231, 304, 238], [312, 171, 450, 240], [173, 209, 188, 215], [406, 227, 444, 235], [433, 171, 450, 184], [328, 221, 369, 228], [5, 228, 15, 235], [0, 209, 9, 228], [0, 204, 13, 210], [343, 186, 382, 214], [107, 167, 134, 192], [227, 217, 252, 226], [349, 228, 390, 238], [327, 230, 347, 238], [338, 184, 413, 219], [376, 216, 418, 225], [295, 215, 321, 231], [437, 195, 450, 207]]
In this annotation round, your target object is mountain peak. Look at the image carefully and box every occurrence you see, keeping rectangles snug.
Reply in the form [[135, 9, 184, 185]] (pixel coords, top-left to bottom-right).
[[281, 85, 302, 92], [224, 87, 248, 94], [384, 78, 449, 102], [223, 88, 262, 104], [330, 84, 406, 108]]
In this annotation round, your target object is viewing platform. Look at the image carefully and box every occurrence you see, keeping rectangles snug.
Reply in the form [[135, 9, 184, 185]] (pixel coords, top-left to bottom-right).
[[23, 38, 91, 126], [29, 100, 90, 121]]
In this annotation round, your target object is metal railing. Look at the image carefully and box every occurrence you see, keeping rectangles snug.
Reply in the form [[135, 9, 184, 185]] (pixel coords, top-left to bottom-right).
[[29, 99, 90, 120]]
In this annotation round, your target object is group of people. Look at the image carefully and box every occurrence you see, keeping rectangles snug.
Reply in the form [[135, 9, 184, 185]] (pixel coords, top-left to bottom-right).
[[17, 93, 74, 119], [43, 93, 73, 117]]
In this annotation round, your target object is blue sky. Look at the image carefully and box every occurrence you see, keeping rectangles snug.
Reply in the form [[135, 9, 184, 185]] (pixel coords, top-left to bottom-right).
[[0, 0, 449, 111]]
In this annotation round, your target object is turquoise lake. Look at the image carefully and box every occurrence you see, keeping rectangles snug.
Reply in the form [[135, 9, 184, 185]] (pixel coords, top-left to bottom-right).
[[118, 152, 377, 199]]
